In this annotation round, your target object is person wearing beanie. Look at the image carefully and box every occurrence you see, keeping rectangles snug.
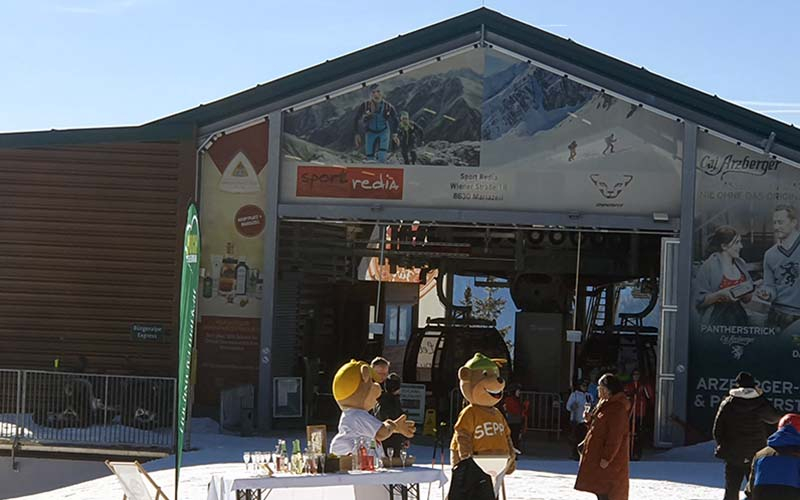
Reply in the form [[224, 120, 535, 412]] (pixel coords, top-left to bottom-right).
[[745, 413, 800, 500], [375, 373, 406, 458], [713, 372, 783, 500]]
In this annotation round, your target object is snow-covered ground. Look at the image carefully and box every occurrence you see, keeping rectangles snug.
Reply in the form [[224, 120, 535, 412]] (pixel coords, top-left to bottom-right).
[[5, 419, 733, 500]]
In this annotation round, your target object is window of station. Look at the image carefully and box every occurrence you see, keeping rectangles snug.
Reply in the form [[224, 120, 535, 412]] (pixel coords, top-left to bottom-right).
[[384, 303, 414, 346]]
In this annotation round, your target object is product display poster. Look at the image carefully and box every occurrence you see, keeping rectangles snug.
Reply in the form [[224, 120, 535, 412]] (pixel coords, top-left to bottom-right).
[[688, 131, 800, 435], [199, 121, 268, 319], [197, 122, 268, 404], [280, 47, 683, 217]]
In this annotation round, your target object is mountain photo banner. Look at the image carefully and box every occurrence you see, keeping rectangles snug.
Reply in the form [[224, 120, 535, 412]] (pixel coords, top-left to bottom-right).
[[278, 47, 683, 217]]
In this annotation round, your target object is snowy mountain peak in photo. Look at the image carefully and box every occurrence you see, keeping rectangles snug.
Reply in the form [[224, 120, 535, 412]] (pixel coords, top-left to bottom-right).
[[482, 61, 595, 140]]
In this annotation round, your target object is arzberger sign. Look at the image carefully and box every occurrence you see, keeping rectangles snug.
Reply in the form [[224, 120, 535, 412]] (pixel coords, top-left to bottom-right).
[[296, 165, 403, 200]]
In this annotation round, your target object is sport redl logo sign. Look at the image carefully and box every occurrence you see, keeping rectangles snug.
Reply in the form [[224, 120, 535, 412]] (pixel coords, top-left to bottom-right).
[[296, 165, 404, 200]]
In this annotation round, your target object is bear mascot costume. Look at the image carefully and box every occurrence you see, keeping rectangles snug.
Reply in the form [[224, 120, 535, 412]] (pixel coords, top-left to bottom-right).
[[449, 353, 516, 500], [329, 359, 415, 457]]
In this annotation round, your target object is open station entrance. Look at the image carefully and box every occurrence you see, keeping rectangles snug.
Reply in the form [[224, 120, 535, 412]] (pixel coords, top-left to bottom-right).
[[270, 217, 676, 447]]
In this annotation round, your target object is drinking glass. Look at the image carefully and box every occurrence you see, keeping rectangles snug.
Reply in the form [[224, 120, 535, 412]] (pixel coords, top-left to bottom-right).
[[399, 449, 407, 469], [386, 448, 394, 466], [243, 451, 251, 471]]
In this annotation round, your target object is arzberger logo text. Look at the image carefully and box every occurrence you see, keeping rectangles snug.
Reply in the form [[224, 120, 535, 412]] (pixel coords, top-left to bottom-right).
[[698, 154, 781, 180], [297, 165, 403, 200]]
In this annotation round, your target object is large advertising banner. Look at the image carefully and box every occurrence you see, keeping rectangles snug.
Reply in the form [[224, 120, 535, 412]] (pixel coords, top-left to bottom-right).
[[197, 122, 268, 405], [688, 131, 800, 435], [280, 48, 683, 217]]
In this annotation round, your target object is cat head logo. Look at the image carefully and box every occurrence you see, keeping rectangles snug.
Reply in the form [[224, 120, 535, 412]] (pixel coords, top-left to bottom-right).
[[590, 174, 633, 199]]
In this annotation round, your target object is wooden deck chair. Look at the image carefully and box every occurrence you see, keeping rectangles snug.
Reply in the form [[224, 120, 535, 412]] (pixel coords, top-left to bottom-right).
[[105, 460, 169, 500]]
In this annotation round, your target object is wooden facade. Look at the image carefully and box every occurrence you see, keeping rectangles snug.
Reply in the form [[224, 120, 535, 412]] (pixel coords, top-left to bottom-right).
[[0, 140, 196, 376]]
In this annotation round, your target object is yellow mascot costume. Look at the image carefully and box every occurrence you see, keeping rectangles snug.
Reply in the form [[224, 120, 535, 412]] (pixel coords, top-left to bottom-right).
[[449, 353, 515, 499], [329, 360, 415, 457]]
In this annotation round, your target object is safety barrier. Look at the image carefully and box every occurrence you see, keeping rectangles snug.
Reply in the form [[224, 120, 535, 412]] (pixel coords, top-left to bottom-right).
[[448, 387, 465, 429], [0, 369, 176, 450], [520, 391, 562, 440]]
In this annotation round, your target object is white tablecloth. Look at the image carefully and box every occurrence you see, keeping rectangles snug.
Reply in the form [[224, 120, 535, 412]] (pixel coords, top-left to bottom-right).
[[207, 466, 448, 500]]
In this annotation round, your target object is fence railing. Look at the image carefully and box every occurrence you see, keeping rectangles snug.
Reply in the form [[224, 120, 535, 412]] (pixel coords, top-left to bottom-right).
[[0, 369, 176, 450], [448, 388, 563, 440], [519, 391, 563, 440]]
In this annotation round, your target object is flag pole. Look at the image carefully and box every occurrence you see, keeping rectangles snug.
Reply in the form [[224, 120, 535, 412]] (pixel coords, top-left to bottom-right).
[[175, 203, 200, 500]]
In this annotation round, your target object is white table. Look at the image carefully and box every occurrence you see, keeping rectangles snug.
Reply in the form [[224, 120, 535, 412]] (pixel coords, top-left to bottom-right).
[[207, 466, 448, 500]]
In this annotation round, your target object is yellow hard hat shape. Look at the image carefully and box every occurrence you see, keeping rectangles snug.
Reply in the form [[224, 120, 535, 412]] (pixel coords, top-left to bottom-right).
[[332, 360, 376, 401]]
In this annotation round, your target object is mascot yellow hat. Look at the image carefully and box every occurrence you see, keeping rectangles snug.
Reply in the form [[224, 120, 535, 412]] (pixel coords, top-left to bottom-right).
[[332, 360, 373, 401]]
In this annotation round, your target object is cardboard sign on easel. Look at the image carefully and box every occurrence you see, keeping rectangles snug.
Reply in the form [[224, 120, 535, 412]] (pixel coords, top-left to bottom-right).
[[473, 455, 510, 499]]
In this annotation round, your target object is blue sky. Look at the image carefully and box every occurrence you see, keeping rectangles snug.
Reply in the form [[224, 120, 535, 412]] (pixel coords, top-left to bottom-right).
[[2, 1, 799, 133]]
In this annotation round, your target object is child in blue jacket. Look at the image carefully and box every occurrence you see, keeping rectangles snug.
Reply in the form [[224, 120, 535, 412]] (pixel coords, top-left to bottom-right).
[[746, 413, 800, 500]]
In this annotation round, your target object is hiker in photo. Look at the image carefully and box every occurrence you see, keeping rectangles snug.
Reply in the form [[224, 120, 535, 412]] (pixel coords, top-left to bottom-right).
[[603, 133, 617, 154], [695, 226, 754, 326], [712, 371, 782, 500], [568, 140, 578, 161], [353, 83, 399, 163], [756, 205, 800, 331], [396, 111, 424, 165]]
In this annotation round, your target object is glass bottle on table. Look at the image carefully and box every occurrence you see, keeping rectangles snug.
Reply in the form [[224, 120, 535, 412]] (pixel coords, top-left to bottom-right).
[[369, 440, 379, 470], [292, 439, 304, 474], [351, 440, 361, 471], [280, 440, 289, 473], [358, 438, 369, 470]]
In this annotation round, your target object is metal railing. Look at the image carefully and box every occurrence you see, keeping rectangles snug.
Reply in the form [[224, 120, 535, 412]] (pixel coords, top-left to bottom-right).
[[448, 388, 562, 440], [520, 391, 562, 440], [0, 369, 176, 450]]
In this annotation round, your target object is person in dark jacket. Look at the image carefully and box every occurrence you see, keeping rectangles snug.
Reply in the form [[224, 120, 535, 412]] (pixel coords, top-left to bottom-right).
[[713, 372, 783, 500], [375, 373, 406, 458], [396, 111, 424, 165], [745, 413, 800, 500]]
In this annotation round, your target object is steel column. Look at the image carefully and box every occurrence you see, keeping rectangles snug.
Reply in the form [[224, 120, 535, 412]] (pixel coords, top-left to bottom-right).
[[673, 122, 698, 445], [257, 111, 284, 430]]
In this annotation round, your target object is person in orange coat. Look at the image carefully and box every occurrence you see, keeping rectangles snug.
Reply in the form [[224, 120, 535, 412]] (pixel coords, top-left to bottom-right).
[[574, 373, 632, 500]]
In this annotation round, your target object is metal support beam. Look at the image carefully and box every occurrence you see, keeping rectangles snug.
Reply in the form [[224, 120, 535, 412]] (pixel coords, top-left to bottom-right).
[[673, 122, 698, 445], [278, 204, 679, 233], [258, 111, 283, 431]]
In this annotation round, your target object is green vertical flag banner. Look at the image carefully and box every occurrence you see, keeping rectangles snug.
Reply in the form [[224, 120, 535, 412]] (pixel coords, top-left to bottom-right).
[[175, 203, 200, 499]]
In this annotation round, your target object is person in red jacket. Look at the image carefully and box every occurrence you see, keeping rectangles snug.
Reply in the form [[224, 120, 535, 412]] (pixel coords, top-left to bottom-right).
[[624, 369, 653, 460], [502, 383, 524, 451]]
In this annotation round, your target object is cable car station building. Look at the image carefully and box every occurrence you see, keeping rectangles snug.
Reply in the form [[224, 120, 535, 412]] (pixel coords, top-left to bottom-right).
[[2, 9, 799, 447]]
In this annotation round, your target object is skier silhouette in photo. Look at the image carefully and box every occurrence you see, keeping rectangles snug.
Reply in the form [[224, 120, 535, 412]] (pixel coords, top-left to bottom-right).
[[396, 111, 423, 165], [353, 83, 399, 163], [603, 133, 617, 155], [568, 140, 578, 162]]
